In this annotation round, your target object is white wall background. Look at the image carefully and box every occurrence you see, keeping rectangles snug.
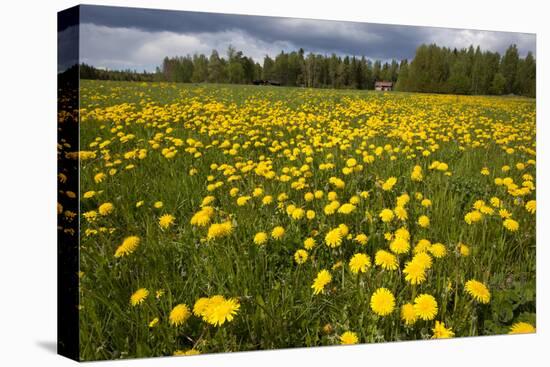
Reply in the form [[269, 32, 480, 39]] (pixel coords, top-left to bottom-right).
[[0, 0, 547, 366]]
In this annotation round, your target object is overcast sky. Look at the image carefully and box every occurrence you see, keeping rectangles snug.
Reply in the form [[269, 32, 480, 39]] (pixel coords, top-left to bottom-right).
[[60, 5, 536, 72]]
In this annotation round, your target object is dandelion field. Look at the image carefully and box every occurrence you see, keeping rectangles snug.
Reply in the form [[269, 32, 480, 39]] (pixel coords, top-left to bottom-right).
[[76, 80, 536, 360]]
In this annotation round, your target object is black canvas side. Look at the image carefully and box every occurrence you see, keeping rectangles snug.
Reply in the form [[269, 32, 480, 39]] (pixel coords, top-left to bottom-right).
[[57, 4, 80, 361]]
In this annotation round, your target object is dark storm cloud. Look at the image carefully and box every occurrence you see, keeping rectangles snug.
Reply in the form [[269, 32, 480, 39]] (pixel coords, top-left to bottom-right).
[[73, 4, 535, 71]]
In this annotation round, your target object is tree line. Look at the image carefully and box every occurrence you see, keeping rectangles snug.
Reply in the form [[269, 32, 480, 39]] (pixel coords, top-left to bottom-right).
[[396, 44, 535, 96], [78, 43, 535, 97]]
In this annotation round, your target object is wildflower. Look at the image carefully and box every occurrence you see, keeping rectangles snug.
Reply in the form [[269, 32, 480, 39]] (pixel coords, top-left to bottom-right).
[[325, 228, 343, 248], [306, 210, 316, 220], [271, 226, 285, 240], [115, 236, 140, 257], [338, 203, 356, 214], [190, 206, 214, 227], [98, 202, 114, 216], [237, 196, 251, 206], [414, 294, 438, 320], [83, 210, 98, 222], [204, 297, 240, 326], [414, 239, 432, 254], [253, 232, 268, 246], [154, 201, 163, 209], [169, 304, 191, 326], [382, 177, 397, 191], [421, 198, 432, 207], [83, 191, 96, 199], [159, 214, 175, 229], [349, 253, 371, 274], [401, 303, 417, 326], [130, 288, 149, 306], [525, 200, 536, 214], [458, 243, 470, 256], [403, 261, 427, 285], [148, 317, 159, 328], [509, 322, 536, 334], [429, 243, 447, 258], [340, 331, 359, 345], [379, 208, 394, 223], [291, 208, 305, 220], [394, 206, 408, 221], [304, 237, 316, 250], [432, 321, 455, 338], [418, 215, 430, 228], [464, 279, 491, 304], [311, 269, 332, 295], [94, 172, 106, 183], [503, 219, 519, 232], [370, 288, 395, 316], [390, 237, 410, 254], [207, 221, 233, 240], [294, 249, 308, 264], [411, 166, 423, 181], [412, 252, 433, 269], [354, 233, 369, 245], [173, 349, 200, 356], [375, 250, 398, 271]]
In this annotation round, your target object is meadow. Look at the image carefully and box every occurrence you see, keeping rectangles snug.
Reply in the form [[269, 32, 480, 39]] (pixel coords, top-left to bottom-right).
[[75, 80, 536, 360]]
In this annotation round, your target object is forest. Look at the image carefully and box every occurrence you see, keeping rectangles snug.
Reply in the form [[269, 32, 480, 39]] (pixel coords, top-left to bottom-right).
[[78, 43, 535, 97]]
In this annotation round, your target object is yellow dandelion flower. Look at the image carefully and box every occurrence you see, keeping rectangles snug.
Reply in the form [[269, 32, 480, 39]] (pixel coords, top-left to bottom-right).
[[207, 221, 233, 240], [349, 253, 371, 274], [98, 202, 114, 216], [354, 233, 369, 245], [154, 201, 163, 209], [464, 279, 491, 304], [432, 321, 455, 338], [253, 232, 268, 246], [382, 177, 397, 191], [205, 297, 240, 326], [271, 226, 285, 240], [503, 219, 519, 232], [130, 288, 149, 306], [340, 331, 359, 345], [159, 214, 175, 229], [429, 243, 447, 258], [458, 243, 470, 256], [412, 252, 433, 269], [312, 269, 332, 295], [115, 236, 140, 257], [403, 260, 427, 285], [414, 294, 438, 320], [375, 250, 398, 271], [418, 215, 430, 228], [509, 322, 536, 334], [325, 228, 343, 248], [294, 249, 308, 264], [390, 237, 410, 254], [394, 206, 408, 221], [169, 304, 191, 326], [401, 303, 417, 325], [370, 288, 395, 316], [304, 237, 316, 250], [414, 239, 432, 254], [525, 200, 536, 214], [174, 349, 200, 356], [379, 208, 394, 223], [148, 317, 159, 328]]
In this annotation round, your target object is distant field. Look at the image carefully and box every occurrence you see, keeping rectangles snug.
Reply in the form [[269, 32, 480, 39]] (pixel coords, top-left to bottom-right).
[[76, 80, 536, 360]]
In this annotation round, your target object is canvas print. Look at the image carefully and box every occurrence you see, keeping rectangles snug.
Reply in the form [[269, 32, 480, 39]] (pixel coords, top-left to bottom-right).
[[57, 4, 536, 361]]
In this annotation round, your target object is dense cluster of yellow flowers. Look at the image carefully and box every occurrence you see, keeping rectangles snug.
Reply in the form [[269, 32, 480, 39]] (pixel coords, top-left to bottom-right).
[[77, 81, 535, 357]]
